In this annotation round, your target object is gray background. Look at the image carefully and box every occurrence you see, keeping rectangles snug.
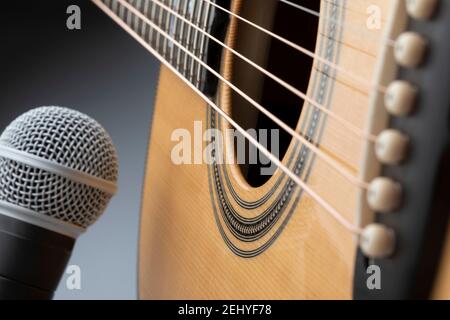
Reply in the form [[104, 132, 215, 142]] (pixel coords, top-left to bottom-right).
[[0, 1, 159, 299]]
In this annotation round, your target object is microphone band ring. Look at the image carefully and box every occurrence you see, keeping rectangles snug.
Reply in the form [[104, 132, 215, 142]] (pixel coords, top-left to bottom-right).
[[0, 200, 84, 238], [0, 145, 117, 195]]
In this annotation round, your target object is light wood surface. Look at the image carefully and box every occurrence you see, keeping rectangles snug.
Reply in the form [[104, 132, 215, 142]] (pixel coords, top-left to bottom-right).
[[433, 221, 450, 299], [139, 64, 355, 299], [138, 0, 450, 299]]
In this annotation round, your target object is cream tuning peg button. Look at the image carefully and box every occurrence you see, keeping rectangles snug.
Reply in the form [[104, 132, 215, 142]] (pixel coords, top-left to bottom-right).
[[406, 0, 438, 20], [394, 32, 427, 68], [375, 130, 410, 165], [360, 224, 396, 259], [385, 81, 418, 116], [367, 177, 402, 213]]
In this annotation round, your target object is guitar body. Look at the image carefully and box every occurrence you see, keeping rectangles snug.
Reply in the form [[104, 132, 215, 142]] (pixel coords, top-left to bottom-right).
[[138, 0, 371, 298], [139, 65, 356, 299], [433, 223, 450, 299], [139, 66, 450, 301], [129, 0, 450, 299]]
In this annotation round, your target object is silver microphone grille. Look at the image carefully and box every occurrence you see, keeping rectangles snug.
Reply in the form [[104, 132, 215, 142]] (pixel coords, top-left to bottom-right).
[[0, 106, 119, 230]]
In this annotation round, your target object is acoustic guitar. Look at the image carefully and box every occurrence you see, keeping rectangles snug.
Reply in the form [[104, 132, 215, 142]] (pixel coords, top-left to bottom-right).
[[92, 0, 450, 299]]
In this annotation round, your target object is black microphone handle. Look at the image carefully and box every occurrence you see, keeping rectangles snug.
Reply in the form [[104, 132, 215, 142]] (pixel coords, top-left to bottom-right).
[[0, 213, 75, 300]]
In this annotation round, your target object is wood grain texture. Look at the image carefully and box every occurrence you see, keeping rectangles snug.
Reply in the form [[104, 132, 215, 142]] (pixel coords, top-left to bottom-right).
[[139, 64, 354, 299], [433, 221, 450, 299], [138, 0, 450, 299]]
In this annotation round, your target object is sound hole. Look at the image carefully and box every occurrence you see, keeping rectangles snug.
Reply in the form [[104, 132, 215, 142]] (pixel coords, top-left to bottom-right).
[[230, 0, 320, 187]]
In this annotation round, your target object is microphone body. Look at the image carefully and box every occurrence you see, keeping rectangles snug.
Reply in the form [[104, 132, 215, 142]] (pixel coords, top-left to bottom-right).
[[0, 106, 119, 300], [0, 214, 74, 299]]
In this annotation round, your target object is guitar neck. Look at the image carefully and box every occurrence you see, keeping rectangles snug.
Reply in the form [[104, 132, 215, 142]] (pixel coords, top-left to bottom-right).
[[102, 0, 231, 96]]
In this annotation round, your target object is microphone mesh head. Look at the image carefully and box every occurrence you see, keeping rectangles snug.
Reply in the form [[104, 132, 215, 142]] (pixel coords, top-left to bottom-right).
[[0, 106, 119, 229]]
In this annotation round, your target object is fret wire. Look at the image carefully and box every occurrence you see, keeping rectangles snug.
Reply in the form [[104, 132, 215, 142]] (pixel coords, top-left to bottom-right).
[[177, 0, 190, 71], [192, 0, 204, 84], [160, 0, 169, 55], [162, 1, 170, 56], [129, 0, 135, 30], [182, 0, 193, 78], [154, 1, 163, 51], [149, 0, 158, 47], [118, 0, 126, 19], [168, 0, 180, 65], [133, 0, 141, 32], [162, 0, 173, 59], [174, 0, 186, 70], [163, 0, 170, 56], [160, 0, 167, 56], [183, 0, 197, 79], [176, 0, 186, 69], [196, 0, 211, 87], [190, 0, 204, 86], [141, 0, 151, 41], [168, 0, 177, 64], [126, 1, 133, 26], [141, 0, 151, 38], [162, 1, 169, 53], [170, 0, 177, 59], [133, 0, 138, 31], [135, 0, 145, 31]]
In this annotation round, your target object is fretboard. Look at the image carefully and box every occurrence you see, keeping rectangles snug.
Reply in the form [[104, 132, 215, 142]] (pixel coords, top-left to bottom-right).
[[101, 0, 231, 96]]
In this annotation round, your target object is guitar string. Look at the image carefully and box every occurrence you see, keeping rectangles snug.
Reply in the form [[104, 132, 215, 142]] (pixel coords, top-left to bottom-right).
[[124, 0, 390, 96], [151, 0, 380, 143], [131, 0, 392, 97], [92, 0, 363, 235], [198, 0, 390, 94], [118, 0, 370, 189], [165, 0, 372, 90], [279, 0, 397, 47], [140, 0, 377, 143]]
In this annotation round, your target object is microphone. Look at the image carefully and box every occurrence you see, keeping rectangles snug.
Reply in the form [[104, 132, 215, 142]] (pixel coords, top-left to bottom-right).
[[0, 106, 119, 300]]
